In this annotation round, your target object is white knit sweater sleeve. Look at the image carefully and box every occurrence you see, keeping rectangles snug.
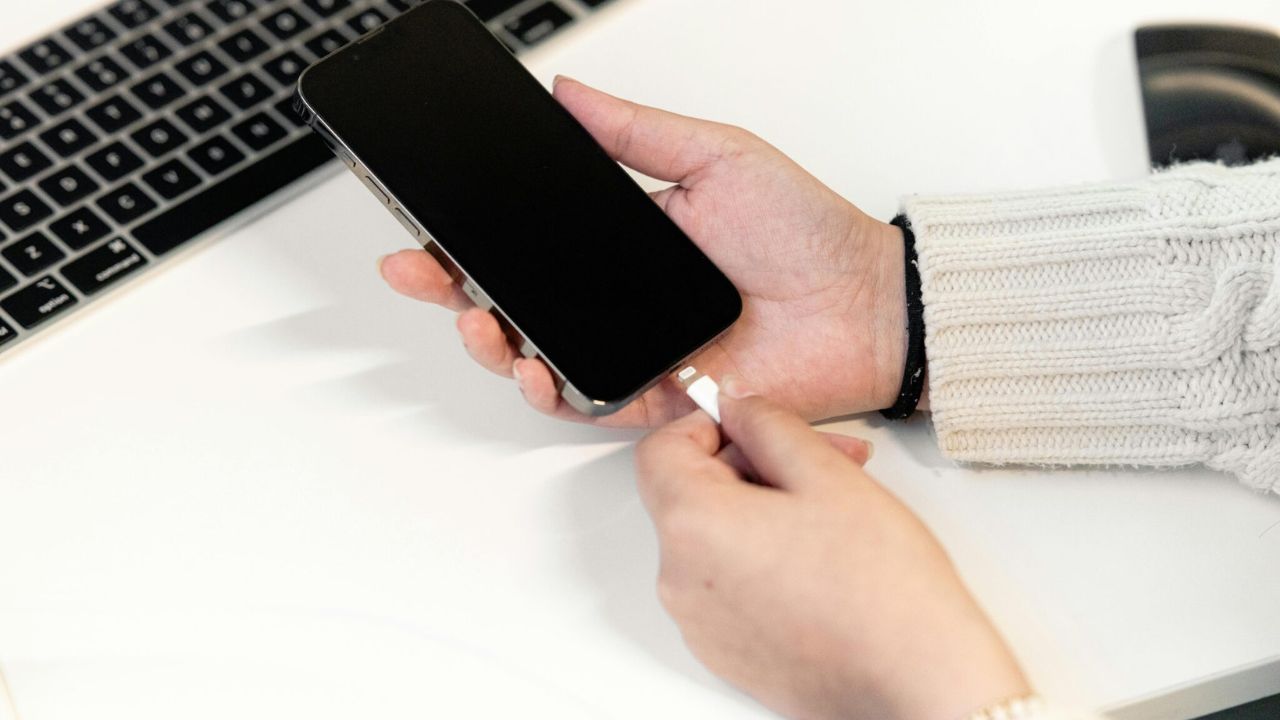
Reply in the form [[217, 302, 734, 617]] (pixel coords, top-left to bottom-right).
[[902, 159, 1280, 492]]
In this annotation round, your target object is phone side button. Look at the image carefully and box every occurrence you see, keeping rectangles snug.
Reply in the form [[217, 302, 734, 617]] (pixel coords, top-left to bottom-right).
[[461, 280, 492, 310], [392, 207, 420, 237], [361, 175, 390, 204], [519, 338, 537, 358]]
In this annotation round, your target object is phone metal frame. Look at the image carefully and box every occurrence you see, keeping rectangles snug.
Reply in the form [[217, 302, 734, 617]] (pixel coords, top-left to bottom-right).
[[293, 81, 730, 417]]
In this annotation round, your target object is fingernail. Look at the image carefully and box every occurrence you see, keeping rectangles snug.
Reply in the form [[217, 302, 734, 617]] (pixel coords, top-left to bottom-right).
[[720, 374, 757, 400], [376, 253, 390, 277], [863, 440, 876, 461], [512, 360, 525, 391], [552, 74, 566, 90]]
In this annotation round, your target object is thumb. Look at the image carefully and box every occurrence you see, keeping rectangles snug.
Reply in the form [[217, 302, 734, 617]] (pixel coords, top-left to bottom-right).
[[552, 75, 739, 185], [717, 377, 866, 493]]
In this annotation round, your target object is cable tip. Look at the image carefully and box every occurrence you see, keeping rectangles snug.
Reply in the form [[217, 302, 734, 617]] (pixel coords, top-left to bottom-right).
[[675, 365, 720, 423]]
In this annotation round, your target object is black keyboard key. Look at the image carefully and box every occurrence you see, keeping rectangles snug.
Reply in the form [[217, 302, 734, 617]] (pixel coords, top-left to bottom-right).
[[0, 190, 54, 233], [19, 38, 74, 75], [176, 51, 229, 85], [131, 118, 189, 158], [206, 0, 256, 24], [579, 0, 615, 6], [165, 12, 217, 46], [61, 237, 149, 295], [304, 28, 349, 59], [263, 8, 311, 40], [505, 2, 572, 46], [75, 56, 128, 93], [304, 0, 350, 18], [2, 231, 65, 276], [347, 9, 387, 36], [231, 112, 286, 151], [0, 318, 16, 347], [220, 29, 270, 63], [1, 275, 78, 329], [274, 96, 306, 127], [188, 134, 244, 174], [97, 182, 157, 224], [0, 266, 13, 293], [219, 73, 272, 110], [0, 100, 39, 140], [85, 95, 143, 133], [120, 33, 173, 70], [50, 206, 112, 249], [64, 16, 118, 52], [262, 52, 307, 87], [133, 134, 331, 255], [0, 61, 31, 97], [0, 142, 53, 183], [131, 71, 185, 110], [29, 79, 85, 117], [40, 118, 99, 158], [38, 165, 99, 206], [86, 142, 144, 182], [175, 95, 232, 133], [464, 0, 522, 22], [109, 0, 162, 29], [143, 158, 202, 199]]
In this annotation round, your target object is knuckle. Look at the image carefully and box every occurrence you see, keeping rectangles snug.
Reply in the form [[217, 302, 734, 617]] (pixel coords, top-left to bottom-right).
[[633, 433, 666, 478], [657, 504, 706, 553], [655, 573, 681, 614], [636, 425, 683, 471], [739, 400, 785, 438], [714, 125, 759, 156], [635, 429, 662, 458]]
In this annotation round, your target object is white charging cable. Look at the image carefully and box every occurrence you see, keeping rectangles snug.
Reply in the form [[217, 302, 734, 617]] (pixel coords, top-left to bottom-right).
[[676, 365, 721, 423]]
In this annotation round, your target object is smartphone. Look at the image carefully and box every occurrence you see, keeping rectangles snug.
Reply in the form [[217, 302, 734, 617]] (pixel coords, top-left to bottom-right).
[[295, 0, 741, 416]]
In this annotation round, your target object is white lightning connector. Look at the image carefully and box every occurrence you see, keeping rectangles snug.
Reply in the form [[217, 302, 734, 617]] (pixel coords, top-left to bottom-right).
[[676, 366, 720, 423]]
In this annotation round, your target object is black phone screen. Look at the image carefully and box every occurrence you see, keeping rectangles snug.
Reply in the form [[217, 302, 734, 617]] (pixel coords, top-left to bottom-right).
[[298, 1, 741, 407]]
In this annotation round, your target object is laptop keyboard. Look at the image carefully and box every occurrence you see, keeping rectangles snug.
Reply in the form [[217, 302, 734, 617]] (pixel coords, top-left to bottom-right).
[[0, 0, 615, 355]]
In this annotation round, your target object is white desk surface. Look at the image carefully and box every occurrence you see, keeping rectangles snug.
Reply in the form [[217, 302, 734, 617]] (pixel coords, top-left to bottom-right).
[[1, 1, 1279, 718]]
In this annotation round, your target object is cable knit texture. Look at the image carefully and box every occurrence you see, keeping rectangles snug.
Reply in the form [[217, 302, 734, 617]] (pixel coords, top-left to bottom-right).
[[902, 159, 1280, 493]]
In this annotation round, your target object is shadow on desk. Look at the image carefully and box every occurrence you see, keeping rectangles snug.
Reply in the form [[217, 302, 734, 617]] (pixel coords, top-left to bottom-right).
[[225, 299, 626, 452]]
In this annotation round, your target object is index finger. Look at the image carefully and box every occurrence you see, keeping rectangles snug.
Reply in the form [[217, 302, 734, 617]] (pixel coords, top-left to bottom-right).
[[379, 248, 473, 312], [634, 410, 733, 518]]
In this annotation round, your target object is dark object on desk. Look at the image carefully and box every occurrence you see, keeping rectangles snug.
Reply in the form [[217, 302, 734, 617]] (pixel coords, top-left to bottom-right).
[[1195, 691, 1280, 720], [1136, 24, 1280, 168]]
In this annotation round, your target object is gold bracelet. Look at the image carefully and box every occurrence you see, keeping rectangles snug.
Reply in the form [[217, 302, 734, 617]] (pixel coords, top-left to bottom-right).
[[964, 694, 1046, 720]]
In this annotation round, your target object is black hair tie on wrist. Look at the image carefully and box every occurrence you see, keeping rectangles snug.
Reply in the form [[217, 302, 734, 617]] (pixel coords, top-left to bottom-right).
[[880, 214, 927, 420]]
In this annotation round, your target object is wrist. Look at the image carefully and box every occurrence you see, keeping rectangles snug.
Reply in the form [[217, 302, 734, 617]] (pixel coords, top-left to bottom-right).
[[888, 633, 1031, 720]]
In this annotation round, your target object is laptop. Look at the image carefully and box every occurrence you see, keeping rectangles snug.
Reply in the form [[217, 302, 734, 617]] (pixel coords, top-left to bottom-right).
[[0, 1, 1277, 718]]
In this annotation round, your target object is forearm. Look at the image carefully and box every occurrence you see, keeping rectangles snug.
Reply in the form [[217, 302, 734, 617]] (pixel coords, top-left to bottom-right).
[[902, 159, 1280, 491]]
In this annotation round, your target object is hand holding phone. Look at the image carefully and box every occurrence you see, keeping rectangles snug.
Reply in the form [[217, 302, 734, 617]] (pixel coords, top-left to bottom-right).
[[299, 1, 740, 416], [380, 76, 913, 427]]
